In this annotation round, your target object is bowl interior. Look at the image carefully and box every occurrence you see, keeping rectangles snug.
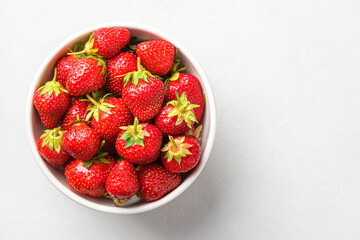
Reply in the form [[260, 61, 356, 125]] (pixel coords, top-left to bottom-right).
[[28, 24, 215, 213]]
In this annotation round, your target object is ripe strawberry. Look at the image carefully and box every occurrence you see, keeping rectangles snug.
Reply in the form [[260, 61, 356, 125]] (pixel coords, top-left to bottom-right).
[[64, 152, 116, 198], [155, 91, 199, 136], [37, 127, 70, 168], [62, 122, 100, 161], [73, 27, 131, 59], [66, 56, 106, 96], [105, 52, 137, 96], [161, 136, 201, 173], [136, 39, 175, 76], [122, 58, 165, 121], [55, 55, 77, 87], [34, 70, 70, 129], [137, 163, 181, 202], [85, 94, 133, 144], [61, 99, 90, 131], [106, 160, 139, 205], [165, 61, 204, 121], [116, 117, 162, 165]]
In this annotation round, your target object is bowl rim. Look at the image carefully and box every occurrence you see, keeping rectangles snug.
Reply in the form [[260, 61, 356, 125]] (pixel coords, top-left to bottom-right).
[[26, 21, 217, 214]]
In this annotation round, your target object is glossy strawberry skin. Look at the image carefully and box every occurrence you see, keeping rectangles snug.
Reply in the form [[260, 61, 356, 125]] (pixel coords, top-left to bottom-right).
[[154, 105, 193, 136], [106, 160, 139, 200], [122, 77, 165, 121], [165, 73, 204, 122], [61, 100, 90, 131], [37, 133, 70, 168], [136, 40, 175, 76], [62, 123, 100, 161], [55, 55, 77, 87], [66, 57, 105, 96], [92, 27, 130, 59], [162, 136, 201, 173], [64, 156, 116, 198], [105, 52, 137, 96], [138, 163, 181, 202], [91, 98, 133, 144], [115, 124, 162, 165], [33, 87, 70, 129]]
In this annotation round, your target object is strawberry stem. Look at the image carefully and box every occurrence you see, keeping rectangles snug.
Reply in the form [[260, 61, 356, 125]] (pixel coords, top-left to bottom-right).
[[51, 69, 57, 83], [169, 136, 178, 151], [136, 57, 142, 71], [86, 94, 101, 108], [133, 117, 139, 136]]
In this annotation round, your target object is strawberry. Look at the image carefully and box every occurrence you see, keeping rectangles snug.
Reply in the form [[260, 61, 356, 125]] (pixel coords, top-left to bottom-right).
[[105, 52, 137, 96], [34, 69, 70, 129], [64, 151, 116, 198], [161, 136, 201, 173], [87, 27, 130, 59], [165, 61, 204, 122], [121, 58, 166, 121], [137, 163, 181, 202], [61, 99, 90, 131], [85, 94, 133, 144], [155, 91, 199, 136], [136, 39, 175, 76], [106, 160, 139, 205], [37, 127, 70, 168], [116, 117, 162, 165], [55, 55, 77, 87], [62, 122, 100, 161], [66, 56, 106, 96]]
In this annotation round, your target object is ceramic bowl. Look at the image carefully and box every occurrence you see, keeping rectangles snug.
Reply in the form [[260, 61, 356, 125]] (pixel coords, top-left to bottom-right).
[[26, 22, 216, 214]]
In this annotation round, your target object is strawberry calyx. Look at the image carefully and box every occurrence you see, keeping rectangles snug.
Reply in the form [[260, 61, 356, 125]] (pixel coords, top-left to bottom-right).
[[119, 117, 150, 148], [161, 136, 193, 164], [37, 69, 68, 97], [83, 140, 111, 168], [105, 193, 130, 206], [117, 57, 162, 86], [185, 125, 203, 142], [85, 93, 115, 122], [40, 127, 66, 153], [164, 59, 188, 88], [166, 91, 199, 128]]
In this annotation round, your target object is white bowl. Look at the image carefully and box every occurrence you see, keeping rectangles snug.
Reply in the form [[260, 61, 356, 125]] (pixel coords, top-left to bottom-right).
[[26, 22, 216, 214]]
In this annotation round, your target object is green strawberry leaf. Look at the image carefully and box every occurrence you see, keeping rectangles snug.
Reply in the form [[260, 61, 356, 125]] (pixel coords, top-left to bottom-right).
[[100, 158, 111, 164], [120, 131, 132, 140], [83, 159, 93, 168], [125, 138, 135, 148], [134, 137, 145, 147]]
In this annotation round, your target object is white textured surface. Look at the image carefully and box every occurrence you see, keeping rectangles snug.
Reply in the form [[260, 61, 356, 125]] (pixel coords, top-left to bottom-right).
[[1, 0, 360, 239]]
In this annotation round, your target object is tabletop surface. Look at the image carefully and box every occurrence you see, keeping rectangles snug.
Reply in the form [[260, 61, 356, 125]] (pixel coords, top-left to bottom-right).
[[1, 0, 360, 239]]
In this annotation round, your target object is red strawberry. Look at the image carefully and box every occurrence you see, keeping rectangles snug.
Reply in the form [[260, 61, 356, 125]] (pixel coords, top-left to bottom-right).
[[64, 153, 116, 198], [122, 58, 165, 121], [55, 55, 77, 87], [77, 27, 130, 59], [155, 91, 199, 136], [137, 163, 181, 202], [66, 56, 106, 96], [86, 94, 133, 144], [106, 160, 139, 205], [116, 117, 162, 165], [136, 40, 175, 76], [34, 70, 70, 129], [165, 62, 204, 122], [105, 52, 137, 96], [62, 122, 100, 161], [37, 127, 70, 168], [61, 100, 90, 131], [161, 136, 200, 173]]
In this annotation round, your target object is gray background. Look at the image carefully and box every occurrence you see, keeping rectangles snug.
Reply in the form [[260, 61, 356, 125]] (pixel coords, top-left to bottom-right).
[[1, 0, 360, 239]]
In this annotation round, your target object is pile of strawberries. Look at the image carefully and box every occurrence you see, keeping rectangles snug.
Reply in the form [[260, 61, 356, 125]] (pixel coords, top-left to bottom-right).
[[33, 27, 205, 204]]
